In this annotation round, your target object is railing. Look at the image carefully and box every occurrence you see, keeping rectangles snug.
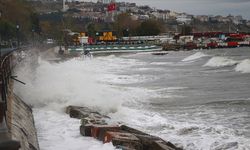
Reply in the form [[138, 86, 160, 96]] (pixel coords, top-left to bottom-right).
[[0, 47, 21, 149]]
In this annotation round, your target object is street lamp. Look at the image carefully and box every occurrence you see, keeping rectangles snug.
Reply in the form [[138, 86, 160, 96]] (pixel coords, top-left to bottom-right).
[[32, 28, 35, 46], [0, 11, 2, 57], [16, 24, 20, 48]]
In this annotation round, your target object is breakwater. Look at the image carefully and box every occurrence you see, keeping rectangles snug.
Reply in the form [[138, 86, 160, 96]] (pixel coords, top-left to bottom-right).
[[66, 106, 181, 150]]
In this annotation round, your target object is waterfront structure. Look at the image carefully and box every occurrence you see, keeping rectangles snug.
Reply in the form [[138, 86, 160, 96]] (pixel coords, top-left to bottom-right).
[[98, 0, 115, 4], [176, 13, 193, 24]]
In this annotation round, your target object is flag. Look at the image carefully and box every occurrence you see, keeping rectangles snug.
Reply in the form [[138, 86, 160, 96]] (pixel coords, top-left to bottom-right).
[[107, 3, 116, 12]]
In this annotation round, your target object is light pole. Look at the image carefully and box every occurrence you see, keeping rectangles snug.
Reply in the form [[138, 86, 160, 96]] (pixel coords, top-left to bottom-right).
[[0, 11, 2, 57], [32, 28, 35, 46], [16, 24, 20, 48]]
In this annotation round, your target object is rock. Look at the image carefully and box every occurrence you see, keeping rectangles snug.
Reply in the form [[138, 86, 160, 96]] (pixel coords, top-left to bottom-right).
[[104, 131, 143, 150], [66, 106, 110, 119]]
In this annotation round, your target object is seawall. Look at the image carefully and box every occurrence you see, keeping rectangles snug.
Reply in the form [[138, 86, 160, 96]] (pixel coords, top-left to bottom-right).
[[7, 80, 39, 150]]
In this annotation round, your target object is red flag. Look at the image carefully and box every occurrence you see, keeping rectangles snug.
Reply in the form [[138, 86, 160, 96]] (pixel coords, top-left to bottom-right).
[[107, 3, 116, 12]]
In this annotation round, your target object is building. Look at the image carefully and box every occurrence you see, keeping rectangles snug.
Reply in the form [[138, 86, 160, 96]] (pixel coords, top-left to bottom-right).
[[151, 10, 170, 21], [196, 15, 209, 22], [98, 0, 115, 4], [176, 13, 193, 24]]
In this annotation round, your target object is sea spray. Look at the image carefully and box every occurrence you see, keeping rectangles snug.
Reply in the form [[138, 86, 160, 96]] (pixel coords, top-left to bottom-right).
[[14, 50, 157, 113], [14, 58, 120, 112], [13, 54, 153, 150], [13, 48, 250, 150], [203, 56, 239, 67]]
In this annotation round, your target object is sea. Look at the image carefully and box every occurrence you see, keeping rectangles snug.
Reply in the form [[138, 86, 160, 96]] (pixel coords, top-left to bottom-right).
[[14, 47, 250, 150]]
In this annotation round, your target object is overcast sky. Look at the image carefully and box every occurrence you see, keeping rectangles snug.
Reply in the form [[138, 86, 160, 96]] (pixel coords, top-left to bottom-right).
[[115, 0, 250, 19]]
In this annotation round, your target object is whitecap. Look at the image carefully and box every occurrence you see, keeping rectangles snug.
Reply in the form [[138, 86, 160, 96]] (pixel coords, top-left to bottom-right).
[[182, 52, 208, 62], [203, 56, 239, 67], [235, 59, 250, 73]]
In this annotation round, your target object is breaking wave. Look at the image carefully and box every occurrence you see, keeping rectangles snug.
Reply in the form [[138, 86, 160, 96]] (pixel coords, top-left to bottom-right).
[[235, 59, 250, 73], [203, 56, 239, 67], [182, 52, 208, 62], [13, 48, 250, 150], [14, 56, 155, 114]]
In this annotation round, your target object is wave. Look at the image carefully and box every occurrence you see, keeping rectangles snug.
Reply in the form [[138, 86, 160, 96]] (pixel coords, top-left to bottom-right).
[[150, 62, 174, 65], [182, 52, 208, 62], [203, 56, 239, 67], [14, 54, 161, 114], [235, 59, 250, 73], [34, 109, 116, 150], [110, 106, 250, 150]]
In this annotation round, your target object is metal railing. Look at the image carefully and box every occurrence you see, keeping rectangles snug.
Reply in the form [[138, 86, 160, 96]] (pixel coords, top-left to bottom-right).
[[0, 47, 21, 149]]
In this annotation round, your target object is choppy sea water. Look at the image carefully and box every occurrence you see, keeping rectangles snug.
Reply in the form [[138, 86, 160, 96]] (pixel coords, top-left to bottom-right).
[[14, 47, 250, 150]]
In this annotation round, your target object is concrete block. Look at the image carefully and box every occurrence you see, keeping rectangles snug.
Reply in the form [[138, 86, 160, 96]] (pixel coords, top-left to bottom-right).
[[81, 117, 107, 126], [66, 106, 110, 119], [80, 125, 92, 137], [152, 140, 181, 150], [91, 125, 120, 139], [104, 131, 143, 150]]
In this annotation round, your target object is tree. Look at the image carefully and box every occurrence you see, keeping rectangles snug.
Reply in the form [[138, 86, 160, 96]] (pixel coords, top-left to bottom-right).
[[114, 13, 140, 37], [87, 23, 97, 38], [0, 0, 39, 42], [30, 12, 41, 34], [0, 20, 16, 40], [136, 19, 164, 36]]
